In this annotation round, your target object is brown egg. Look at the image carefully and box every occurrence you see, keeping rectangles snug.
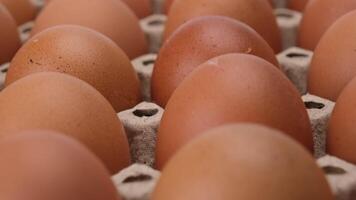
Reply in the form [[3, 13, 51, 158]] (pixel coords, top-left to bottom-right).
[[151, 16, 279, 107], [0, 0, 36, 25], [121, 0, 151, 18], [6, 25, 141, 112], [153, 124, 333, 200], [0, 4, 21, 64], [308, 11, 356, 101], [155, 53, 313, 169], [0, 72, 130, 174], [164, 0, 174, 13], [298, 0, 356, 50], [31, 0, 147, 59], [288, 0, 309, 11], [327, 77, 356, 165], [0, 131, 121, 200], [163, 0, 281, 53]]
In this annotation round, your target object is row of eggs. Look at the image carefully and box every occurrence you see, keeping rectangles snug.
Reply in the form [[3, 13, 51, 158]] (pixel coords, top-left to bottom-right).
[[0, 0, 355, 199]]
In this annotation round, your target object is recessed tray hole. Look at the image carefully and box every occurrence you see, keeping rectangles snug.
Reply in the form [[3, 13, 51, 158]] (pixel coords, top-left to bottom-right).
[[276, 12, 293, 19], [133, 108, 159, 117], [143, 59, 155, 66], [148, 19, 164, 26], [122, 174, 152, 183], [304, 101, 325, 110], [286, 53, 308, 58], [322, 166, 347, 175]]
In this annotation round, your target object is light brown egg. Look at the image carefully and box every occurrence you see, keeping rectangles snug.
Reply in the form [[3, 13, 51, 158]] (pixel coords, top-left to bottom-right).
[[151, 16, 279, 107], [288, 0, 309, 11], [153, 124, 333, 200], [0, 131, 121, 200], [121, 0, 151, 18], [308, 11, 356, 101], [0, 72, 130, 174], [155, 53, 313, 169], [298, 0, 356, 50], [31, 0, 147, 59], [0, 4, 21, 64], [163, 0, 281, 53], [0, 0, 36, 25], [6, 25, 141, 112], [327, 77, 356, 165]]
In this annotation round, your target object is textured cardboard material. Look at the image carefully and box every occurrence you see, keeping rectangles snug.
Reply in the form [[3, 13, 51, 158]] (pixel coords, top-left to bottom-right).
[[278, 46, 313, 94], [275, 8, 302, 50], [112, 164, 161, 200], [131, 54, 157, 101], [302, 94, 335, 158], [140, 14, 167, 53], [118, 102, 164, 167], [318, 155, 356, 200]]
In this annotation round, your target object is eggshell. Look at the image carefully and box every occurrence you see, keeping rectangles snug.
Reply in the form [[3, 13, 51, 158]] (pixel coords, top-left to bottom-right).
[[31, 0, 148, 59], [288, 0, 309, 11], [163, 0, 281, 53], [0, 72, 130, 174], [308, 11, 356, 101], [327, 77, 356, 165], [151, 16, 279, 107], [0, 4, 21, 64], [298, 0, 356, 50], [6, 25, 141, 112], [153, 124, 333, 200], [121, 0, 152, 18], [0, 0, 36, 25], [164, 0, 174, 13], [155, 53, 313, 169], [0, 131, 121, 200]]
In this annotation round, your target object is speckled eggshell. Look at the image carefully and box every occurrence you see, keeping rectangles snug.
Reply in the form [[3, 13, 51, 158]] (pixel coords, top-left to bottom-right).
[[327, 77, 356, 165], [163, 0, 281, 53], [151, 16, 279, 107], [308, 11, 356, 101], [0, 72, 131, 174], [31, 0, 148, 59], [0, 131, 121, 200], [6, 25, 141, 112], [155, 53, 313, 169], [0, 0, 37, 25], [153, 124, 333, 200], [288, 0, 309, 12], [298, 0, 356, 50], [0, 4, 21, 64]]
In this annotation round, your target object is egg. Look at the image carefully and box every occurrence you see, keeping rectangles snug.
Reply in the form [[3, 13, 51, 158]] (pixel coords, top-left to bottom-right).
[[164, 0, 174, 13], [31, 0, 147, 59], [0, 131, 121, 200], [0, 4, 21, 64], [121, 0, 151, 18], [152, 124, 333, 200], [163, 0, 281, 53], [151, 16, 279, 107], [327, 77, 356, 165], [0, 0, 36, 25], [308, 11, 356, 101], [288, 0, 309, 11], [0, 72, 130, 174], [298, 0, 356, 50], [6, 25, 141, 112], [155, 53, 313, 169]]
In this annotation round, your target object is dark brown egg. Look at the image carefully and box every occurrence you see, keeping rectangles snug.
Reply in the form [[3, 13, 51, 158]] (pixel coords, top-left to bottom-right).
[[0, 0, 36, 25], [0, 4, 21, 64], [0, 72, 130, 174], [153, 124, 333, 200], [31, 0, 147, 59], [121, 0, 151, 18], [298, 0, 356, 50], [151, 16, 279, 107], [308, 11, 356, 101], [327, 77, 356, 165], [155, 53, 313, 169], [0, 131, 121, 200], [288, 0, 309, 11], [6, 25, 141, 112], [163, 0, 281, 53]]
